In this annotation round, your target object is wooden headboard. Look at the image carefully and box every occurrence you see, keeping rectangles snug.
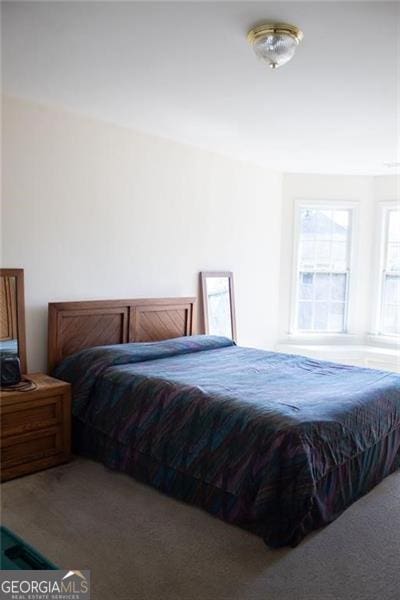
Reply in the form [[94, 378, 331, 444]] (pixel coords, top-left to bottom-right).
[[48, 297, 196, 371]]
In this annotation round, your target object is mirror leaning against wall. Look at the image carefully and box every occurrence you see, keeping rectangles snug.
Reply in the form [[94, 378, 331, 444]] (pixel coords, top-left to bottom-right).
[[200, 271, 237, 342], [0, 268, 27, 374]]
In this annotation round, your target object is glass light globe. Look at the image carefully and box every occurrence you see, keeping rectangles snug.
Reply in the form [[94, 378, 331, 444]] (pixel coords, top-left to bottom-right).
[[253, 33, 299, 69], [248, 23, 303, 70]]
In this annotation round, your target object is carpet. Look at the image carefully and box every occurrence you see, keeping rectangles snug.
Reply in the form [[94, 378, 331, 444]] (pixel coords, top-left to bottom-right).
[[1, 457, 399, 600]]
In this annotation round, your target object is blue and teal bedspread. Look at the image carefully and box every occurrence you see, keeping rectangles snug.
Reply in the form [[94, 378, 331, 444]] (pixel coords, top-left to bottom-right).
[[54, 335, 400, 547]]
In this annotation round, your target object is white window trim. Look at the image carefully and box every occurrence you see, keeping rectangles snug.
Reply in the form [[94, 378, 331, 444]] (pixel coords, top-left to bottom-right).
[[289, 198, 359, 340], [370, 200, 400, 341]]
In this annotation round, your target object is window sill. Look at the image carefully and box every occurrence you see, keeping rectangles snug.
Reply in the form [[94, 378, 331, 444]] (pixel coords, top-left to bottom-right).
[[284, 332, 361, 345], [275, 341, 400, 373], [366, 334, 400, 349]]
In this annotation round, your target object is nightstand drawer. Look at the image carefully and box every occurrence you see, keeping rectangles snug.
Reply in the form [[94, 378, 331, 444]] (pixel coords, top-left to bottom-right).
[[0, 373, 71, 481], [1, 427, 63, 468], [1, 396, 63, 438]]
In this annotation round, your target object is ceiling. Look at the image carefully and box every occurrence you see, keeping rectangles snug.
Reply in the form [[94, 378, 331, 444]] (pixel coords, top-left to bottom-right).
[[2, 1, 399, 175]]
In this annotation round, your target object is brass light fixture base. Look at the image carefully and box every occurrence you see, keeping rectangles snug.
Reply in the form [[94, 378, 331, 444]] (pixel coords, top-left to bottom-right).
[[247, 23, 304, 45]]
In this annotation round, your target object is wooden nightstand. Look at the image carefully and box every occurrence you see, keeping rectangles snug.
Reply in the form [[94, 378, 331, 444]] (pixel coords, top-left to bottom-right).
[[0, 373, 71, 482]]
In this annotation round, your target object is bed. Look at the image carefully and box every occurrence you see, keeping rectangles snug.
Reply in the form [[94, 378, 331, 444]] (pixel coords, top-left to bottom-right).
[[48, 298, 400, 548]]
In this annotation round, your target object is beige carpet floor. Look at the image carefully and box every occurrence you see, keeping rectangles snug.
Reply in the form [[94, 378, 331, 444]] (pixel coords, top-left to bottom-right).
[[1, 458, 399, 600]]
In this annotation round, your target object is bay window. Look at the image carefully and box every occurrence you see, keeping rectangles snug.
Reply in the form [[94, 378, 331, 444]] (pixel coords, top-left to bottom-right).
[[292, 204, 353, 333], [378, 206, 400, 336]]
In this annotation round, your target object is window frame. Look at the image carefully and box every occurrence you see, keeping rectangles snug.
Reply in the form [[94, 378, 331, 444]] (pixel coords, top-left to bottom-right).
[[371, 201, 400, 339], [289, 199, 359, 338]]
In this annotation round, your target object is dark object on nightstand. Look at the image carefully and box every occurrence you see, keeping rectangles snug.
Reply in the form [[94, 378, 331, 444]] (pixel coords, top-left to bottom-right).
[[0, 373, 71, 481], [0, 354, 22, 387]]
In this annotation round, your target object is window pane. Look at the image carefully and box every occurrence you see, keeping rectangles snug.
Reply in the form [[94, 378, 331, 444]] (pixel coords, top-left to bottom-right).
[[299, 273, 314, 300], [380, 209, 400, 336], [300, 208, 349, 239], [331, 274, 347, 301], [299, 208, 350, 272], [385, 210, 400, 272], [328, 302, 345, 331], [387, 242, 400, 272], [314, 273, 331, 301], [332, 210, 349, 240], [300, 240, 315, 268], [314, 241, 331, 269], [331, 242, 347, 271], [314, 302, 329, 330], [300, 209, 318, 235], [384, 275, 400, 303], [382, 274, 400, 335], [295, 206, 351, 333], [298, 302, 312, 329], [315, 210, 333, 240], [296, 273, 349, 332], [388, 210, 400, 243], [382, 304, 399, 335]]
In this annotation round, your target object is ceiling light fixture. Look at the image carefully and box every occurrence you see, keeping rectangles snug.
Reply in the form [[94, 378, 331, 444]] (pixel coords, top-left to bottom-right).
[[247, 22, 304, 70]]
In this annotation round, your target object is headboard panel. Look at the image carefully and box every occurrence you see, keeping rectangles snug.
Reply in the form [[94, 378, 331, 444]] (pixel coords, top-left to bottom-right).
[[48, 297, 196, 371]]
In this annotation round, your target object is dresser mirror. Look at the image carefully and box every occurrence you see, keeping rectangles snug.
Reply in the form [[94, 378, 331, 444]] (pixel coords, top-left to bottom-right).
[[200, 271, 237, 341], [0, 269, 27, 373]]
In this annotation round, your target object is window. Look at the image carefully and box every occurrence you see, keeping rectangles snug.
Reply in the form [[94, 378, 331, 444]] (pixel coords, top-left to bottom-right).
[[293, 205, 353, 333], [378, 207, 400, 336]]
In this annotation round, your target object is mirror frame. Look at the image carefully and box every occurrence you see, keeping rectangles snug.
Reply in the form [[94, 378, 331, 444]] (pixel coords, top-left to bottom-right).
[[0, 268, 27, 373], [200, 271, 237, 342]]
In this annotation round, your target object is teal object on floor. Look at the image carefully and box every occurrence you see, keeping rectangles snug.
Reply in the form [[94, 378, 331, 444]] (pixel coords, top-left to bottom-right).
[[0, 526, 57, 570]]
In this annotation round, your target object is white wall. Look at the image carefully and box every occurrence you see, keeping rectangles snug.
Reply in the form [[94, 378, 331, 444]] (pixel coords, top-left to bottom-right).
[[1, 96, 283, 372], [373, 174, 399, 202]]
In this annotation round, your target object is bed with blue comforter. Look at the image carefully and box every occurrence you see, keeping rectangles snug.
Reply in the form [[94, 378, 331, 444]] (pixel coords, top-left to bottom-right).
[[54, 335, 400, 548]]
